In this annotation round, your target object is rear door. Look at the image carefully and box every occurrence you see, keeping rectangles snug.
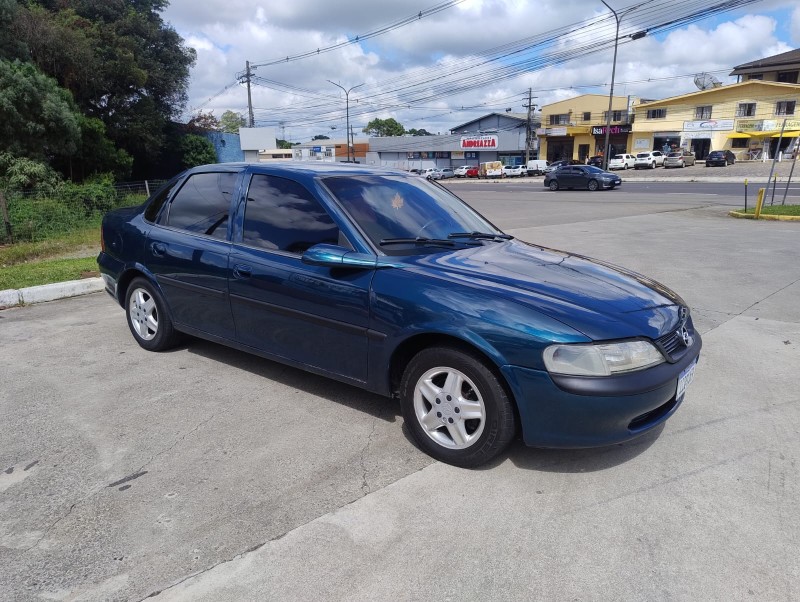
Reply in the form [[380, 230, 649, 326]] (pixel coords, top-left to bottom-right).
[[147, 170, 239, 339]]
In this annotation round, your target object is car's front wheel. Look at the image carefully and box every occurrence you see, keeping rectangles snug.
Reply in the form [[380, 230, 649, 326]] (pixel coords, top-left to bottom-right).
[[548, 180, 559, 191], [126, 277, 180, 351], [400, 347, 516, 468], [587, 179, 599, 191]]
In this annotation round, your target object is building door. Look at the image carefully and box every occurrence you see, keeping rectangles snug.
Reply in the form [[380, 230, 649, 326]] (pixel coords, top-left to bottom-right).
[[691, 139, 710, 159], [578, 144, 590, 162]]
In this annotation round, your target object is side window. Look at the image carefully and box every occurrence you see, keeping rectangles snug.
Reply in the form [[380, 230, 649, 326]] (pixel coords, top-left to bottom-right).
[[242, 174, 340, 254], [162, 172, 236, 240], [144, 179, 179, 223]]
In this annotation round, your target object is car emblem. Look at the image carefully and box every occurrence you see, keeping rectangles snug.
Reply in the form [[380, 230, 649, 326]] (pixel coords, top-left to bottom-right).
[[679, 326, 692, 347]]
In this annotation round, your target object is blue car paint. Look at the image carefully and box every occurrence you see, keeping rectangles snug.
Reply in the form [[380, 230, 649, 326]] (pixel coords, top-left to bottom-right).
[[98, 162, 701, 449]]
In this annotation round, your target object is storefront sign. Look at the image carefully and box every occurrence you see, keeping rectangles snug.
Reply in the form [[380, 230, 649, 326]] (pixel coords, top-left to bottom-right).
[[633, 138, 651, 149], [681, 132, 712, 140], [652, 132, 681, 137], [460, 135, 498, 149], [683, 120, 734, 131], [736, 119, 800, 132], [591, 125, 631, 135], [546, 127, 567, 136], [451, 151, 465, 160]]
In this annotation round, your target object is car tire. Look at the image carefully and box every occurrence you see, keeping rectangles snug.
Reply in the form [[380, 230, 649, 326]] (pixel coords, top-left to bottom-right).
[[549, 180, 559, 191], [587, 179, 599, 191], [399, 346, 516, 468], [623, 164, 628, 170], [651, 162, 656, 169], [125, 277, 180, 352]]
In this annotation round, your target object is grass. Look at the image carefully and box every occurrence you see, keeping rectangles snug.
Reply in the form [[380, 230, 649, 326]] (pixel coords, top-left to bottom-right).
[[738, 204, 800, 216], [0, 227, 100, 290], [0, 256, 99, 290]]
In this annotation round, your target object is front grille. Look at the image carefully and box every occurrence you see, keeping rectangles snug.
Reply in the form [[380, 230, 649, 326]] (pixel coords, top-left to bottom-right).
[[654, 312, 695, 363]]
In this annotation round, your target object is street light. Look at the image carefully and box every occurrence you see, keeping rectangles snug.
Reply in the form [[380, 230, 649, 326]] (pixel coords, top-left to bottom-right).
[[327, 80, 364, 162], [600, 0, 647, 170]]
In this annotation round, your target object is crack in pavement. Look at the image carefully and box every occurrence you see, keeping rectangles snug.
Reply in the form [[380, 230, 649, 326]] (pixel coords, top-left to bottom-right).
[[360, 419, 377, 496]]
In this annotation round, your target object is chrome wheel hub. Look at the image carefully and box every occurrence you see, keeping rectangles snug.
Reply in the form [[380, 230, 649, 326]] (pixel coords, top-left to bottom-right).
[[129, 287, 158, 341]]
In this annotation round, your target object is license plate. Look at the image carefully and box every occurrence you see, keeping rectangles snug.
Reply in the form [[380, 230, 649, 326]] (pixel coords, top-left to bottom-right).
[[676, 360, 697, 401]]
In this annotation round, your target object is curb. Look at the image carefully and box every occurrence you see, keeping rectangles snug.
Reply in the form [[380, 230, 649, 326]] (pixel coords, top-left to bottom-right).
[[728, 211, 800, 221], [0, 277, 105, 310]]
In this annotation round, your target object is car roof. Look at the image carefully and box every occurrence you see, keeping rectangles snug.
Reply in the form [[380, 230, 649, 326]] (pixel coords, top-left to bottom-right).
[[186, 161, 410, 178]]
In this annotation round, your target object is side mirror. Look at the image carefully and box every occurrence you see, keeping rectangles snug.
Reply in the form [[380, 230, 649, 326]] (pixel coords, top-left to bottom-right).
[[302, 244, 377, 269]]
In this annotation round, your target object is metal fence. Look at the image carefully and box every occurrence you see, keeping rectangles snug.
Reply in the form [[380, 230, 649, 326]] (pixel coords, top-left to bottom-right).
[[0, 180, 164, 245]]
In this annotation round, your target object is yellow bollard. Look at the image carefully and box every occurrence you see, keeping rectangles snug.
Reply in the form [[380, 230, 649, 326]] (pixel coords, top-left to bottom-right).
[[754, 188, 766, 219]]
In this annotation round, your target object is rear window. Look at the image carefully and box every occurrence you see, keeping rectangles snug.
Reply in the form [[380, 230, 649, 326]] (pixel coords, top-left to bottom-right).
[[636, 153, 650, 158], [613, 155, 624, 160], [668, 152, 682, 157]]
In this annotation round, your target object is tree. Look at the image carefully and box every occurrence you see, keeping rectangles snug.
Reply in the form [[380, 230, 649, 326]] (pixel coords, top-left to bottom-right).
[[180, 135, 217, 169], [312, 134, 331, 140], [407, 128, 433, 136], [220, 110, 246, 134], [363, 118, 405, 137], [186, 111, 221, 133], [277, 139, 296, 149], [0, 59, 81, 160], [1, 0, 197, 178]]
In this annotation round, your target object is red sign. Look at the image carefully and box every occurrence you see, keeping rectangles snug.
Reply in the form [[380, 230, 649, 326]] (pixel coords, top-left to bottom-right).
[[460, 135, 498, 149]]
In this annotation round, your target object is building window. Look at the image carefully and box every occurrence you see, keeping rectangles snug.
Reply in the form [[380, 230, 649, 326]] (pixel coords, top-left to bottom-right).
[[549, 114, 570, 125], [747, 73, 763, 81], [646, 109, 667, 119], [731, 138, 748, 149], [777, 71, 799, 84], [602, 110, 626, 122], [776, 101, 796, 116], [582, 112, 591, 121], [736, 103, 756, 117], [695, 106, 712, 119]]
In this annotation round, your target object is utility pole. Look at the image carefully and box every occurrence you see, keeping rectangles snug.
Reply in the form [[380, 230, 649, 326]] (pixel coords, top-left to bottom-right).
[[524, 89, 538, 164], [245, 61, 254, 128]]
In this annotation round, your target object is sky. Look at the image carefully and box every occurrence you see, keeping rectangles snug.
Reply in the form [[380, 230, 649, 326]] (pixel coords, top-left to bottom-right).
[[161, 0, 800, 143]]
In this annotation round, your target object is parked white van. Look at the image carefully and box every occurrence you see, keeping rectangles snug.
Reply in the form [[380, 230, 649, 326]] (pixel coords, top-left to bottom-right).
[[526, 159, 549, 176]]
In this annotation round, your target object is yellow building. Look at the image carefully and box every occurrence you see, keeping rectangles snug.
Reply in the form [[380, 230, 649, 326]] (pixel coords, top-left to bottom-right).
[[632, 80, 800, 161], [538, 94, 632, 163]]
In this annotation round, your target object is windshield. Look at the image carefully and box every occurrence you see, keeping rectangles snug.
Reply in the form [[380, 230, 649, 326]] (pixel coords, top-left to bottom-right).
[[584, 166, 605, 173], [322, 175, 503, 255]]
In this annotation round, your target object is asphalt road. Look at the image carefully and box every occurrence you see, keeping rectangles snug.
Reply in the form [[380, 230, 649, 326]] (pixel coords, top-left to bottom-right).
[[1, 187, 799, 601]]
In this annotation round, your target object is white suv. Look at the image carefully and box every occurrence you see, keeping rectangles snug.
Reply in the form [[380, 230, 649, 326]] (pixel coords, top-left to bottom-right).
[[608, 154, 636, 170], [634, 151, 665, 169]]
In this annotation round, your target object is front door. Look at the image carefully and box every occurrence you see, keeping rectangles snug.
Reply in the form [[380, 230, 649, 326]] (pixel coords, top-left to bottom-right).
[[228, 173, 371, 382]]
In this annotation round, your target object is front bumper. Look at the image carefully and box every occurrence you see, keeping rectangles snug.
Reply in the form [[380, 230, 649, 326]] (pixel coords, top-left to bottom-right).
[[501, 332, 702, 448]]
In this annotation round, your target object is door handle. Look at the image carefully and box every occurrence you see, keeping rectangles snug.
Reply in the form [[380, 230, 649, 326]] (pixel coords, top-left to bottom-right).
[[233, 264, 252, 279], [150, 242, 166, 256]]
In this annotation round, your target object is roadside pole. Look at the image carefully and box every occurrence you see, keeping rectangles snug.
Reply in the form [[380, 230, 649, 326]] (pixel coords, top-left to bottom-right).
[[744, 178, 748, 213], [780, 143, 798, 206], [754, 187, 766, 219]]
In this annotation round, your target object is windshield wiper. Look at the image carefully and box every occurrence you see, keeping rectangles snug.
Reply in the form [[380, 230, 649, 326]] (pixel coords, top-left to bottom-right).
[[380, 237, 458, 248], [447, 231, 514, 241]]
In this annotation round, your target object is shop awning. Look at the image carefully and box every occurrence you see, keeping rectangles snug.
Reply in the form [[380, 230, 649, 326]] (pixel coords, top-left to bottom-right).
[[727, 132, 751, 138], [772, 130, 800, 137], [750, 131, 780, 137]]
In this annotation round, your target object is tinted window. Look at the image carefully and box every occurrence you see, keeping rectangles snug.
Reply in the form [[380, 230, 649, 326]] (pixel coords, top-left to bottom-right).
[[242, 175, 339, 254], [164, 172, 236, 239], [144, 179, 179, 223]]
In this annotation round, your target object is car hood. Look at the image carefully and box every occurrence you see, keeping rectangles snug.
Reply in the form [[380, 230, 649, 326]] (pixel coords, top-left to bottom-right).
[[397, 240, 684, 340]]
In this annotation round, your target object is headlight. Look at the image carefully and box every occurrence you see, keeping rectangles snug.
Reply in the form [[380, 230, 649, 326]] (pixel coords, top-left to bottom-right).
[[543, 340, 665, 376]]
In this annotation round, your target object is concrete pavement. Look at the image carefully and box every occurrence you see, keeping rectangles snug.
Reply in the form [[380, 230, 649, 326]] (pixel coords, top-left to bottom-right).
[[1, 193, 798, 601]]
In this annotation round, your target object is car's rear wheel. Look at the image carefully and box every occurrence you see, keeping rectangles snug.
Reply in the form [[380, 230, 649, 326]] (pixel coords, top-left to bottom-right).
[[400, 347, 516, 468], [651, 162, 656, 169], [587, 179, 599, 191], [549, 180, 559, 191], [623, 164, 628, 170], [126, 277, 180, 351]]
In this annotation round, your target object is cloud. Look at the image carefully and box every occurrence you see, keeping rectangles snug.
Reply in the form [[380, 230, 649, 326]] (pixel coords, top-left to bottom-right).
[[792, 5, 800, 44], [161, 0, 799, 142]]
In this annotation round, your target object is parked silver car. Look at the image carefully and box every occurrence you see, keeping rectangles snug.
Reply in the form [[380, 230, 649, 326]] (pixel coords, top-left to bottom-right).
[[664, 151, 696, 168]]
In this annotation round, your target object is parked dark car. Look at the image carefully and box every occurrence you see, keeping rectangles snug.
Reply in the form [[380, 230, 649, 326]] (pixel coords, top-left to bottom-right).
[[586, 155, 604, 167], [543, 165, 622, 191], [705, 150, 736, 166], [544, 159, 581, 173], [98, 162, 700, 467]]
